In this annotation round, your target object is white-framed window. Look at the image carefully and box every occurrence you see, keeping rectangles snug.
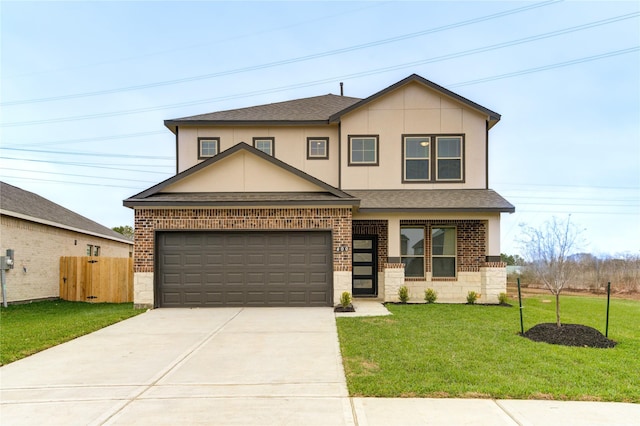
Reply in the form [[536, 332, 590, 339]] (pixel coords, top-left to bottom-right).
[[86, 244, 93, 256], [400, 226, 425, 278], [198, 137, 219, 159], [402, 135, 463, 182], [436, 137, 463, 181], [307, 137, 329, 159], [404, 136, 430, 181], [94, 246, 101, 257], [349, 135, 379, 165], [253, 137, 274, 156], [432, 227, 456, 278]]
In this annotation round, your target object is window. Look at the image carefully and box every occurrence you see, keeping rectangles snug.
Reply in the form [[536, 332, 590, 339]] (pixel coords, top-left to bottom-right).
[[432, 227, 456, 277], [307, 137, 328, 159], [404, 136, 430, 180], [86, 245, 93, 256], [198, 137, 219, 159], [94, 246, 101, 257], [253, 137, 274, 156], [87, 245, 101, 256], [436, 137, 462, 180], [349, 135, 378, 165], [402, 135, 463, 182], [401, 227, 424, 277]]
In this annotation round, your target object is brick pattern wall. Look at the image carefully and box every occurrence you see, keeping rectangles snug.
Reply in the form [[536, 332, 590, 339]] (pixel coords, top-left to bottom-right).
[[134, 207, 352, 273], [353, 220, 388, 272], [401, 219, 486, 274]]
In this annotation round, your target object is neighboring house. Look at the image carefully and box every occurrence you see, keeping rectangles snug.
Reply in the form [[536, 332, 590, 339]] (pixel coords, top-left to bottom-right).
[[0, 181, 133, 303], [124, 74, 514, 309]]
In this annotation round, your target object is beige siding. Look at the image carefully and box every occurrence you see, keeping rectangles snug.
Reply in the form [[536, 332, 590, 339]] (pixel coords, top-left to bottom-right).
[[340, 81, 489, 190], [164, 150, 324, 193], [0, 215, 132, 303], [177, 125, 339, 187]]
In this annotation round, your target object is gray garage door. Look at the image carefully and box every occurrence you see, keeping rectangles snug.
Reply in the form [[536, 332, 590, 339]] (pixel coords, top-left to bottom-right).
[[156, 231, 333, 307]]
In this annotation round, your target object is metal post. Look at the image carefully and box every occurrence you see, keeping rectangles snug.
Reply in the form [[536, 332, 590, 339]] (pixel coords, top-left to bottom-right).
[[517, 278, 524, 335], [605, 281, 611, 338], [1, 269, 7, 308]]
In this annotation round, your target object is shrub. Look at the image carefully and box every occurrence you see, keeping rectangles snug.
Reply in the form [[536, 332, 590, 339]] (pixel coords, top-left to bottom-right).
[[340, 291, 352, 308], [498, 292, 509, 304], [398, 286, 409, 303], [424, 288, 438, 304], [466, 291, 479, 305]]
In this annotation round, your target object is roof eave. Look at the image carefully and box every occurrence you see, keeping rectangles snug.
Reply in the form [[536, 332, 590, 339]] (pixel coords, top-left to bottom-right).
[[165, 119, 331, 133], [123, 199, 360, 208], [357, 207, 515, 214]]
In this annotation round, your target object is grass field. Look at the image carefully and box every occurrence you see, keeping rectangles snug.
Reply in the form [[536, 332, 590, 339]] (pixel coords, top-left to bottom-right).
[[0, 300, 145, 365], [336, 295, 640, 402]]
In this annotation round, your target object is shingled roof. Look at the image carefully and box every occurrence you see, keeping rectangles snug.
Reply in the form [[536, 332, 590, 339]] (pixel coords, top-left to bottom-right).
[[1, 181, 132, 243], [164, 94, 361, 132]]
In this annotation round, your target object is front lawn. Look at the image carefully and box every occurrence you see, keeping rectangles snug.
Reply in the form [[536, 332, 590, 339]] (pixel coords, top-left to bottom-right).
[[0, 300, 145, 365], [336, 295, 640, 402]]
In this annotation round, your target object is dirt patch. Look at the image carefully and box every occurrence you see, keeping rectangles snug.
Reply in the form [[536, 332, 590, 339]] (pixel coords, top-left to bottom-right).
[[523, 323, 616, 348]]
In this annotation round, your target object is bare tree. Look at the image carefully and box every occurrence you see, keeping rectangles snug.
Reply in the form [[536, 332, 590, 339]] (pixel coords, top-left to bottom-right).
[[519, 216, 585, 327]]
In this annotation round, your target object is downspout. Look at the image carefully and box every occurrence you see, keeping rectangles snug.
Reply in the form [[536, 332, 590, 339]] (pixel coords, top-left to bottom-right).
[[338, 122, 342, 189], [485, 120, 489, 189]]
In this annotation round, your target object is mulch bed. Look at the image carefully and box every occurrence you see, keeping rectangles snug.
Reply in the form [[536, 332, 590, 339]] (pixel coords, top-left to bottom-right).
[[523, 323, 617, 348]]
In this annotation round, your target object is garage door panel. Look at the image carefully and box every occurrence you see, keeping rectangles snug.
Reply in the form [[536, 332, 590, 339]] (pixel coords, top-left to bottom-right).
[[157, 231, 332, 307]]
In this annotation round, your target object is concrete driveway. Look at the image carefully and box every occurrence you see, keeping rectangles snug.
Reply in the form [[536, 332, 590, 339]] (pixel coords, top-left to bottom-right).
[[1, 308, 353, 425], [2, 305, 639, 426]]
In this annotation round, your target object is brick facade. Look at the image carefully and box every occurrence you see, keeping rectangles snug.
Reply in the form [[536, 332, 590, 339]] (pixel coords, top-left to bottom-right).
[[400, 219, 486, 274], [134, 207, 352, 273], [352, 220, 388, 272]]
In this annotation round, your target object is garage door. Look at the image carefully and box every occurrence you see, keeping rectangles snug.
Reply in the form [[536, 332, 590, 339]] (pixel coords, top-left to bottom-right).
[[156, 231, 333, 307]]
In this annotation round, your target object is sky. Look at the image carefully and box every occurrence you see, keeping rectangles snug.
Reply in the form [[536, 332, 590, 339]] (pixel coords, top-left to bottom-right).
[[1, 0, 639, 258]]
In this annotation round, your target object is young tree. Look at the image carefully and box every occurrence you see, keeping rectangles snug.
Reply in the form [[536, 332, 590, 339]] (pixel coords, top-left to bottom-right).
[[112, 225, 134, 239], [519, 216, 585, 327]]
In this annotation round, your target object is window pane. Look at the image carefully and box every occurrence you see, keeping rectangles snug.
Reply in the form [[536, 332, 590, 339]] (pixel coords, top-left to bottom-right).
[[401, 227, 424, 255], [353, 240, 372, 249], [351, 137, 377, 163], [309, 140, 326, 157], [402, 257, 424, 277], [437, 137, 461, 157], [405, 137, 429, 158], [363, 138, 376, 151], [432, 228, 456, 255], [354, 266, 373, 276], [200, 140, 217, 156], [352, 138, 364, 150], [353, 279, 373, 289], [432, 257, 456, 277], [353, 253, 372, 262], [255, 140, 272, 155], [363, 149, 376, 162], [406, 159, 429, 180], [438, 159, 461, 180]]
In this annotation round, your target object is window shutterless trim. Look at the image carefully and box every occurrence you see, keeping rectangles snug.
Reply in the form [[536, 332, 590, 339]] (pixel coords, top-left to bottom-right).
[[401, 134, 465, 183], [348, 134, 379, 166], [197, 137, 220, 159], [253, 137, 275, 156], [307, 137, 329, 160], [435, 136, 464, 182], [431, 226, 457, 278], [400, 225, 426, 278]]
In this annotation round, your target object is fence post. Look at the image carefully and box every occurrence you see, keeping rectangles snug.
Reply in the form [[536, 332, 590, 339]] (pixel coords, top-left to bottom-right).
[[605, 281, 611, 338], [517, 278, 524, 335]]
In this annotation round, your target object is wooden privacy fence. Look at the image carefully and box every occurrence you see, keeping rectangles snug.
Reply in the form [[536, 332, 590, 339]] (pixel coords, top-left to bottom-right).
[[60, 257, 133, 303]]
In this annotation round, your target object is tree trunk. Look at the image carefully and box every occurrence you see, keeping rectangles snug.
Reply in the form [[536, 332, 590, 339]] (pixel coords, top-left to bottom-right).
[[555, 292, 561, 327]]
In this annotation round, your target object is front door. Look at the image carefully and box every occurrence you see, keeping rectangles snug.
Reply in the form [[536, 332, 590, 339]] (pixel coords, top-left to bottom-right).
[[352, 235, 377, 296]]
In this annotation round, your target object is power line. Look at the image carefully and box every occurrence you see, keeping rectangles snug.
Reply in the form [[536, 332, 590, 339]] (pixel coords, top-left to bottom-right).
[[0, 176, 146, 190], [0, 1, 561, 106], [10, 130, 166, 148], [0, 167, 158, 184], [0, 146, 173, 160], [0, 156, 173, 174]]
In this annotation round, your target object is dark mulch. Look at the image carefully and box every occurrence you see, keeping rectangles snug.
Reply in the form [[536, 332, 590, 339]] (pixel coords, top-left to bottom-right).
[[523, 323, 617, 348], [334, 304, 355, 313]]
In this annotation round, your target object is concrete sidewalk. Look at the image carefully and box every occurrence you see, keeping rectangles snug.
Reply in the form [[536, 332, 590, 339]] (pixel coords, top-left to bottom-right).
[[1, 304, 638, 425]]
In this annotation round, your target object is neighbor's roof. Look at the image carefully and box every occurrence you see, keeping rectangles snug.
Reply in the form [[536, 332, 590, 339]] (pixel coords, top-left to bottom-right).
[[0, 181, 133, 244], [347, 189, 515, 213], [164, 74, 501, 132]]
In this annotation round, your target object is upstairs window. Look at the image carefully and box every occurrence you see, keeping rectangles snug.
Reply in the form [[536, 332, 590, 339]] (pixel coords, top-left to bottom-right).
[[432, 227, 456, 278], [198, 137, 219, 159], [403, 135, 464, 182], [253, 137, 274, 156], [307, 137, 329, 159], [349, 135, 379, 166]]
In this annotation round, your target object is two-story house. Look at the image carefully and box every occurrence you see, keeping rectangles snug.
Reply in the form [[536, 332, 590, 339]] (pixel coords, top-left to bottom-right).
[[124, 74, 514, 309]]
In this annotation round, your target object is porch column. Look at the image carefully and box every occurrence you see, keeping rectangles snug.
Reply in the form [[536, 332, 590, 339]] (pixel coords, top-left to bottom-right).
[[387, 217, 401, 258], [486, 215, 501, 260]]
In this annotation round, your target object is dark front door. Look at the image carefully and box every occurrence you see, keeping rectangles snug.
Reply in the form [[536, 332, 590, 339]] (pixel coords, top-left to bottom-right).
[[352, 235, 377, 296]]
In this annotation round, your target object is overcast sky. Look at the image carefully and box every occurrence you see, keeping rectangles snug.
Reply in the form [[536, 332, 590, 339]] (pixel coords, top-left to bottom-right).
[[1, 1, 638, 258]]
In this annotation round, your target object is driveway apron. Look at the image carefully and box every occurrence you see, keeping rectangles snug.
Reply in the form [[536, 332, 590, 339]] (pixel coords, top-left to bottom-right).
[[0, 308, 354, 426]]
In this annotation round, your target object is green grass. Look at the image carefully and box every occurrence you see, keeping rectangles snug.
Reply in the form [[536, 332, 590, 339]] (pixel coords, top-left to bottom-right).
[[0, 300, 145, 365], [337, 295, 640, 402]]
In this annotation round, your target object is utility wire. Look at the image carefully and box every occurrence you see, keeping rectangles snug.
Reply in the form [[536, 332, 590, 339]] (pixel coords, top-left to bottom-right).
[[2, 14, 637, 128], [0, 176, 146, 190], [10, 130, 167, 148], [0, 146, 173, 160], [0, 167, 158, 184], [0, 0, 561, 106], [0, 156, 173, 174]]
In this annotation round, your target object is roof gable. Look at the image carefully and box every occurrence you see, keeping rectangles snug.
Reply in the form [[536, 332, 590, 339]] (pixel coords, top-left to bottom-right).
[[124, 143, 356, 206], [0, 181, 132, 243], [329, 74, 501, 128]]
